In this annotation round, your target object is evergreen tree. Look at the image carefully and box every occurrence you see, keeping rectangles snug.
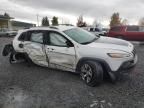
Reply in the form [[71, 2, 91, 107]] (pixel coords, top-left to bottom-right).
[[110, 12, 121, 27], [4, 12, 10, 18], [52, 16, 59, 26], [41, 16, 49, 26]]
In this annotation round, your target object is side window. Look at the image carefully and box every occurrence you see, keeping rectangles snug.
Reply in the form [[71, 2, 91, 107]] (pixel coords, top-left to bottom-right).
[[30, 31, 44, 43], [90, 28, 94, 32], [110, 27, 121, 32], [49, 32, 68, 47], [127, 26, 139, 31], [95, 28, 100, 32], [18, 32, 27, 41], [139, 27, 144, 32]]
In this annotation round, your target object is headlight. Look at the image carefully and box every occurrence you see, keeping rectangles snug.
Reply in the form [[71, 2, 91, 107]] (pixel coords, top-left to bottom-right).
[[107, 53, 131, 58]]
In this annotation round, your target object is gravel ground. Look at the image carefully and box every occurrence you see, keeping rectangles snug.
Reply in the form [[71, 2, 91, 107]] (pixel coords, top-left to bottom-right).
[[0, 37, 144, 108]]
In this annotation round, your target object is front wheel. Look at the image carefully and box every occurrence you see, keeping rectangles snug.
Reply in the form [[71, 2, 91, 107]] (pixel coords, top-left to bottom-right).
[[80, 61, 104, 87]]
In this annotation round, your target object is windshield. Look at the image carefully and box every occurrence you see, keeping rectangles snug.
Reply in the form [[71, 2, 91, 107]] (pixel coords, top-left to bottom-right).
[[64, 28, 98, 44]]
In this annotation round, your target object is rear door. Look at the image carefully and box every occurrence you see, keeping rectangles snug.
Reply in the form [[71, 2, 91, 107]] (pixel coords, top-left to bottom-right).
[[23, 30, 48, 67], [45, 31, 76, 71]]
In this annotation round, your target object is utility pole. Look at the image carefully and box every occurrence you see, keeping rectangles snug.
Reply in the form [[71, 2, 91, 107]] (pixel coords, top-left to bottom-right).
[[36, 14, 39, 26]]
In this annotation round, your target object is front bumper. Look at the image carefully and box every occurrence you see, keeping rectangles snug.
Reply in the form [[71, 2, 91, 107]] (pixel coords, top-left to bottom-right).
[[118, 54, 138, 72], [108, 54, 138, 81]]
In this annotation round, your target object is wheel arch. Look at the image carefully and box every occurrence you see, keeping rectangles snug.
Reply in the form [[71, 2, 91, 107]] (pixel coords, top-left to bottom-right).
[[76, 57, 112, 73]]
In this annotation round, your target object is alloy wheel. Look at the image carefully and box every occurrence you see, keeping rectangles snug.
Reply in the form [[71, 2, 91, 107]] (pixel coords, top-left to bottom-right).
[[80, 64, 93, 83]]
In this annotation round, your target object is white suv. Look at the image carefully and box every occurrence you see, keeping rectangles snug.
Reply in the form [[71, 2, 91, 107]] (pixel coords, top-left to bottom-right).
[[2, 26, 138, 86]]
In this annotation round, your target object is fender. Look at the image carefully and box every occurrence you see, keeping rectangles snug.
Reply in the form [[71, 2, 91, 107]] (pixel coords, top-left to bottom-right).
[[76, 57, 118, 82], [76, 57, 112, 72]]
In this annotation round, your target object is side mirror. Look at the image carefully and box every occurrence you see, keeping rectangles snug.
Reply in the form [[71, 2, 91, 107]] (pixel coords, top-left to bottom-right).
[[66, 40, 74, 47]]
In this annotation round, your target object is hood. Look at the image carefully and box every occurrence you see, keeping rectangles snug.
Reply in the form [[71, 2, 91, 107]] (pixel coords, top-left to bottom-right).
[[96, 36, 129, 46], [86, 36, 133, 52]]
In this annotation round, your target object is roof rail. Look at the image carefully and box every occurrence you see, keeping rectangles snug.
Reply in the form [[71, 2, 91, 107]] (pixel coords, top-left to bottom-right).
[[49, 26, 58, 29], [59, 24, 74, 26]]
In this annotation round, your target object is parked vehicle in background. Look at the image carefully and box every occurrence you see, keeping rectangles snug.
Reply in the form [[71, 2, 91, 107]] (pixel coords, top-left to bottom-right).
[[108, 25, 144, 41], [88, 27, 106, 36], [102, 28, 109, 35], [82, 27, 106, 36], [2, 26, 137, 86], [0, 28, 17, 37]]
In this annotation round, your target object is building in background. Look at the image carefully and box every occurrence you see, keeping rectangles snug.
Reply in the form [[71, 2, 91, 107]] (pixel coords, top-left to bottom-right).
[[0, 14, 13, 30], [0, 14, 36, 31], [11, 21, 36, 31]]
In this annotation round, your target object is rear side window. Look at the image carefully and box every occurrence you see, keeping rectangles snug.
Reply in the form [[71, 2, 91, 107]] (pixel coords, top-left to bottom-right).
[[127, 26, 139, 31], [18, 32, 27, 41], [110, 27, 121, 32], [139, 27, 144, 32], [30, 31, 44, 44]]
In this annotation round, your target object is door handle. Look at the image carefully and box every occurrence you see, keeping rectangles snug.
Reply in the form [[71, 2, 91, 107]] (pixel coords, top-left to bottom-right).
[[47, 48, 55, 51]]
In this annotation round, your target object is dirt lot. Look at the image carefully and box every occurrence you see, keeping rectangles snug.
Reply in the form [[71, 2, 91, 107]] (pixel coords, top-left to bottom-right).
[[0, 37, 144, 108]]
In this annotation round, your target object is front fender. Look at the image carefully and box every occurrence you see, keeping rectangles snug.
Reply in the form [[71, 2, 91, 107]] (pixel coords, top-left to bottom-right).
[[76, 57, 112, 72]]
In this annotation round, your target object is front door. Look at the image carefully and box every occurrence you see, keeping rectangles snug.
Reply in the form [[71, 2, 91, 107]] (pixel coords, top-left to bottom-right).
[[23, 30, 48, 67], [45, 31, 76, 71]]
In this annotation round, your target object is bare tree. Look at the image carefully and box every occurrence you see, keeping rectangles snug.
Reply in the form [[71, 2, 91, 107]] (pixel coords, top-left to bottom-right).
[[121, 19, 129, 25], [77, 15, 87, 27], [93, 20, 102, 28], [138, 17, 144, 26]]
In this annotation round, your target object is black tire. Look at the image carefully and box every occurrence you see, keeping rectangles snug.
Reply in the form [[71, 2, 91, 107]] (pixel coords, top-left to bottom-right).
[[80, 61, 103, 87], [9, 53, 27, 64]]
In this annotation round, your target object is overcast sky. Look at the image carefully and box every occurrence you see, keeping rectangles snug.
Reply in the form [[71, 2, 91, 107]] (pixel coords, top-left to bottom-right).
[[0, 0, 144, 26]]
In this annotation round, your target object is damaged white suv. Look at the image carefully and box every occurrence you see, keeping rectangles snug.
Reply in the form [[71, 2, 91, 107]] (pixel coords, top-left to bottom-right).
[[2, 26, 138, 86]]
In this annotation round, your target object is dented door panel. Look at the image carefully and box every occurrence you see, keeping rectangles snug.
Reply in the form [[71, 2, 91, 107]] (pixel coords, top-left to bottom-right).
[[24, 41, 48, 67], [45, 45, 76, 71]]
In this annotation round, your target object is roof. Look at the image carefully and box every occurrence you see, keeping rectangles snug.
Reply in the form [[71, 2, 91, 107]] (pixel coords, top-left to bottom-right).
[[29, 25, 76, 31], [0, 15, 13, 20], [111, 25, 144, 28], [55, 25, 75, 31]]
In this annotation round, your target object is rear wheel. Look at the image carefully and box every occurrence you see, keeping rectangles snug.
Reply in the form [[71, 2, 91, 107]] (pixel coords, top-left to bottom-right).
[[9, 53, 26, 64], [80, 61, 103, 87]]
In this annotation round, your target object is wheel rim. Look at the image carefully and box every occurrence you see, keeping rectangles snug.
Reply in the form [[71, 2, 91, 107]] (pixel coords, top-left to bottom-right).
[[81, 64, 93, 83]]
